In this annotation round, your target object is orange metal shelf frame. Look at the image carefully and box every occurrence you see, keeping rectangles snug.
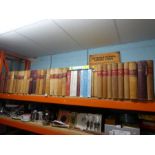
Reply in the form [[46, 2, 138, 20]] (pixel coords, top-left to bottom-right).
[[0, 117, 89, 135], [0, 93, 155, 112]]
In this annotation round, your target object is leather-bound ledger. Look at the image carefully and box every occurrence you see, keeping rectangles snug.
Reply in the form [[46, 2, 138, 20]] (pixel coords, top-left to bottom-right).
[[138, 61, 147, 100], [24, 70, 31, 94], [124, 62, 130, 99], [93, 66, 98, 97], [49, 69, 55, 96], [102, 64, 107, 98], [12, 71, 18, 94], [147, 60, 154, 100], [35, 70, 40, 95], [62, 68, 68, 97], [129, 62, 138, 100], [96, 64, 102, 98], [112, 63, 118, 99], [19, 71, 25, 94], [57, 68, 62, 96], [8, 71, 15, 93], [29, 70, 38, 94], [45, 69, 50, 95], [91, 69, 94, 97], [107, 64, 112, 99], [66, 70, 71, 96], [54, 68, 59, 96], [38, 70, 46, 95], [118, 63, 124, 99]]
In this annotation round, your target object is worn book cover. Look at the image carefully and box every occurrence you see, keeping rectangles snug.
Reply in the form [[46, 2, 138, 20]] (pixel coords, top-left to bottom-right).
[[118, 63, 124, 99], [49, 69, 55, 96], [29, 70, 38, 94], [112, 63, 118, 99], [96, 64, 103, 98], [107, 63, 112, 99], [147, 60, 154, 100], [66, 70, 71, 96], [124, 62, 130, 99], [138, 61, 147, 100], [129, 62, 138, 100], [61, 68, 68, 97], [102, 64, 107, 98]]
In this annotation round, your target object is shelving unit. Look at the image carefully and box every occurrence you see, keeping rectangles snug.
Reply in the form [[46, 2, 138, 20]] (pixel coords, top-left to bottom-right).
[[0, 93, 155, 112], [0, 116, 90, 135]]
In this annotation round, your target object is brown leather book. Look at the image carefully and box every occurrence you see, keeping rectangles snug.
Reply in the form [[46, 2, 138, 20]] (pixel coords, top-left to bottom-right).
[[45, 69, 50, 95], [62, 68, 68, 97], [8, 71, 15, 93], [25, 70, 31, 94], [29, 70, 38, 94], [129, 62, 138, 100], [91, 68, 94, 97], [92, 66, 98, 97], [35, 70, 40, 95], [107, 64, 112, 99], [112, 63, 118, 99], [50, 69, 55, 96], [57, 68, 62, 96], [54, 68, 59, 96], [124, 62, 130, 99], [118, 63, 124, 99], [18, 71, 25, 94], [102, 64, 107, 98], [138, 61, 147, 100], [66, 70, 71, 96], [38, 70, 46, 95], [96, 64, 103, 98], [147, 60, 154, 100], [12, 71, 18, 94]]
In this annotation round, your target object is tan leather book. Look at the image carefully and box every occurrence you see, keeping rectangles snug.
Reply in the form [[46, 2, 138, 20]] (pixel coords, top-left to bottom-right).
[[91, 68, 94, 97], [45, 69, 50, 95], [35, 70, 40, 95], [25, 70, 31, 94], [112, 63, 118, 99], [124, 62, 130, 99], [19, 71, 25, 94], [38, 70, 46, 95], [62, 68, 68, 96], [57, 68, 62, 96], [96, 64, 103, 98], [118, 63, 124, 99], [7, 71, 15, 93], [107, 64, 112, 99], [147, 60, 154, 100], [12, 71, 18, 94], [54, 68, 59, 96], [129, 62, 138, 100], [102, 64, 107, 98], [50, 69, 55, 96]]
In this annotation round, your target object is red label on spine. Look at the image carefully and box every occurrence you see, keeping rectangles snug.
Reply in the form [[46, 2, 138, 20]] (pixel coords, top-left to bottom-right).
[[124, 69, 129, 75], [129, 70, 137, 76], [118, 69, 124, 76], [112, 69, 118, 76]]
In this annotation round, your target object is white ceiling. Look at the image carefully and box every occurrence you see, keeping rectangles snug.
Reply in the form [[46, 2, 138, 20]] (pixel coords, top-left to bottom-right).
[[0, 19, 155, 58]]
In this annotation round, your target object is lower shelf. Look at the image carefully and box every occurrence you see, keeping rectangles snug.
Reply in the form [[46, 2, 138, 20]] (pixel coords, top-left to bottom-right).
[[0, 116, 90, 135]]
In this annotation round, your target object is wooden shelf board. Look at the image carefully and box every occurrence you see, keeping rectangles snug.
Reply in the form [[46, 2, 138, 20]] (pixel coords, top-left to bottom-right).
[[0, 117, 89, 135], [0, 93, 155, 112]]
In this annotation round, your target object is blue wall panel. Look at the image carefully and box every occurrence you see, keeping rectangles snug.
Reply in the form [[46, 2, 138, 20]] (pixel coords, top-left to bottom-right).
[[52, 50, 87, 68]]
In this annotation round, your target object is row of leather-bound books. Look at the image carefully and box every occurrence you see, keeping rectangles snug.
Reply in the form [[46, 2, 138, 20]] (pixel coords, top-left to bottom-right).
[[92, 60, 154, 100], [0, 60, 154, 100]]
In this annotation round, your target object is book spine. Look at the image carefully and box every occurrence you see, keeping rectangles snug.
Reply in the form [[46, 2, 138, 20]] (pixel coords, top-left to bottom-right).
[[138, 61, 147, 100], [87, 69, 92, 98], [31, 70, 38, 94], [93, 66, 98, 97], [96, 64, 103, 98], [112, 63, 118, 99], [107, 64, 112, 99], [66, 70, 71, 96], [91, 68, 94, 97], [57, 68, 62, 96], [102, 64, 107, 98], [45, 69, 50, 95], [62, 68, 68, 96], [70, 70, 77, 96], [80, 70, 84, 97], [147, 60, 154, 100], [124, 62, 130, 99], [50, 69, 55, 96], [129, 62, 138, 100], [77, 70, 81, 97], [118, 63, 124, 99], [83, 70, 88, 97]]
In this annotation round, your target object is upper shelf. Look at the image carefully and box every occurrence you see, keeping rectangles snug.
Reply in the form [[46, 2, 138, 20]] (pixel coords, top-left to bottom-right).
[[0, 93, 155, 112]]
